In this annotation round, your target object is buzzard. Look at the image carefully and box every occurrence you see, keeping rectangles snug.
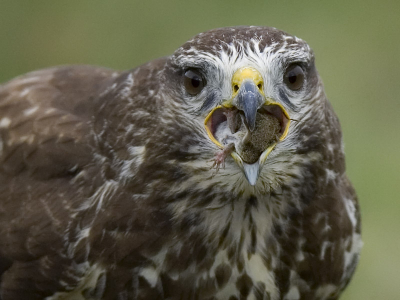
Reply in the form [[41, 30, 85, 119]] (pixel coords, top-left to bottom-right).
[[0, 26, 361, 300]]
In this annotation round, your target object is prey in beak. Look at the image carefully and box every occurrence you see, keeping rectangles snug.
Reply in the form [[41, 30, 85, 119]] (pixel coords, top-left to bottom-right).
[[205, 67, 290, 185]]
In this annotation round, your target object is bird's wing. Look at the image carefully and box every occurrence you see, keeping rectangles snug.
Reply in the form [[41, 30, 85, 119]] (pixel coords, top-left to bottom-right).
[[0, 65, 121, 299]]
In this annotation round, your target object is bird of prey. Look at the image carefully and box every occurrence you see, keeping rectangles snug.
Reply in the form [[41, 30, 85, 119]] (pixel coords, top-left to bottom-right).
[[0, 26, 361, 300]]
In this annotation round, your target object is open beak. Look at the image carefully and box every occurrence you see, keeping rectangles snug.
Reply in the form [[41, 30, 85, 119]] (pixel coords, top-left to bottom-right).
[[204, 67, 291, 185]]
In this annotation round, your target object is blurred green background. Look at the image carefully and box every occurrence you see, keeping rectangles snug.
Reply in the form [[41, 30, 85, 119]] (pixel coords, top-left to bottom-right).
[[0, 0, 398, 299]]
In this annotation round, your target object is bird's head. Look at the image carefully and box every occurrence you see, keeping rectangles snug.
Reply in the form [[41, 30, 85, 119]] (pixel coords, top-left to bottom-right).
[[161, 26, 337, 192]]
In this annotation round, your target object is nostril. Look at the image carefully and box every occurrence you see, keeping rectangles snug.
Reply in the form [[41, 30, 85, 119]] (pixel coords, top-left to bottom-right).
[[257, 83, 263, 90], [233, 85, 239, 93]]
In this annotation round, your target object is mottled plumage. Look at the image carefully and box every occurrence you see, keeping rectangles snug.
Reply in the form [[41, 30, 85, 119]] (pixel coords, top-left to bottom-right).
[[0, 26, 361, 300]]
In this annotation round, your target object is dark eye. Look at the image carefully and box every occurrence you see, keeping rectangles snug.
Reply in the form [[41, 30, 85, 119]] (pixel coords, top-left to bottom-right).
[[184, 69, 205, 95], [284, 64, 305, 90]]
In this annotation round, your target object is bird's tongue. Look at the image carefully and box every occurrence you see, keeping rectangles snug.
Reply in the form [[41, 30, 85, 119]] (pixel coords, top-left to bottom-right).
[[212, 109, 281, 164]]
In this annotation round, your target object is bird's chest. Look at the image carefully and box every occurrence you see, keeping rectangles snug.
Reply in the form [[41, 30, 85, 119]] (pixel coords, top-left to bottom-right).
[[136, 204, 282, 300], [138, 244, 279, 300]]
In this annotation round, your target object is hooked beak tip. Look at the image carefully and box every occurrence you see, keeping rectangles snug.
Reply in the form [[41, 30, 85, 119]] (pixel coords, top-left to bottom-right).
[[243, 162, 260, 186]]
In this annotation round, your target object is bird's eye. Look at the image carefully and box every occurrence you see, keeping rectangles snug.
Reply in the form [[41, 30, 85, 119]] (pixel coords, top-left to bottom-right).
[[184, 69, 205, 95], [284, 64, 305, 91]]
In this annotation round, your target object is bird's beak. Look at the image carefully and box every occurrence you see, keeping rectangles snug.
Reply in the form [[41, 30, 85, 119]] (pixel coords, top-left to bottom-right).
[[230, 68, 265, 132], [204, 67, 291, 185]]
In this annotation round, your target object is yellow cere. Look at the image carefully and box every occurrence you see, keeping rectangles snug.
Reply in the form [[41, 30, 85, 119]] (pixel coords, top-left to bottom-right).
[[231, 67, 264, 96], [221, 67, 265, 108]]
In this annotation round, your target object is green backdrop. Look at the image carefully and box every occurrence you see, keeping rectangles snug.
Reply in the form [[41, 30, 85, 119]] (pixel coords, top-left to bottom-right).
[[1, 1, 399, 299]]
